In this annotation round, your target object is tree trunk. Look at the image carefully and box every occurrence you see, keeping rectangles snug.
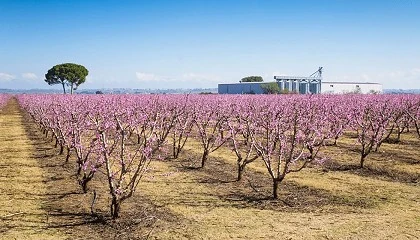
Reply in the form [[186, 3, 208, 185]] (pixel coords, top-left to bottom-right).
[[173, 147, 180, 159], [111, 197, 121, 219], [237, 162, 245, 181], [77, 164, 82, 176], [91, 190, 97, 215], [59, 144, 64, 155], [360, 154, 366, 169], [70, 84, 74, 94], [173, 141, 176, 159], [360, 143, 368, 169], [65, 148, 71, 162], [81, 179, 88, 193], [62, 83, 66, 94], [79, 174, 94, 193], [272, 179, 280, 199], [173, 139, 179, 159], [416, 124, 420, 139], [397, 130, 402, 142], [201, 149, 209, 168]]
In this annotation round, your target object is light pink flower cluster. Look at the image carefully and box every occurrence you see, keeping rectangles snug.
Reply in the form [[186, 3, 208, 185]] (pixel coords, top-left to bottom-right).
[[16, 93, 420, 214]]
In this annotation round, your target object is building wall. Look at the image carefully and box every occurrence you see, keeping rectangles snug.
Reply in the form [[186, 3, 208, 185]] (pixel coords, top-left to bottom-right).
[[321, 82, 383, 94], [219, 81, 383, 94], [276, 78, 321, 94], [218, 83, 267, 94], [218, 81, 320, 94]]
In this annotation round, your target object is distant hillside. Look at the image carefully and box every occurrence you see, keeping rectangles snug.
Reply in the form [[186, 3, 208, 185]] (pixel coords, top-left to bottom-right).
[[0, 88, 218, 94], [0, 89, 62, 94], [383, 89, 420, 94]]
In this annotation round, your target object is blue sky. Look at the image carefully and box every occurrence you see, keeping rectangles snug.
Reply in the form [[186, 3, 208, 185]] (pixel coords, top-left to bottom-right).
[[0, 0, 419, 90]]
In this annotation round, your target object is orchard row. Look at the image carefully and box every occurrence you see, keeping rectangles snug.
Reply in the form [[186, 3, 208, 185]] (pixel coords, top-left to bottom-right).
[[0, 94, 11, 108], [16, 94, 420, 218]]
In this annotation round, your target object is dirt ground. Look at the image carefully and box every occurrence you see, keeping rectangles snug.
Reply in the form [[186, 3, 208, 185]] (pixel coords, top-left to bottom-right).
[[0, 98, 419, 239], [0, 99, 66, 239]]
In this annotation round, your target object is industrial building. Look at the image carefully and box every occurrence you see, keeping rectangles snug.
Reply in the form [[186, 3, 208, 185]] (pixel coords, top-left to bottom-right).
[[218, 67, 383, 94], [320, 81, 382, 94]]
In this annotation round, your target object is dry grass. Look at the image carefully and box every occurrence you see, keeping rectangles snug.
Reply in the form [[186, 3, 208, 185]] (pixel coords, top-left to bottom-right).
[[0, 99, 65, 239], [1, 98, 419, 239], [139, 136, 420, 239]]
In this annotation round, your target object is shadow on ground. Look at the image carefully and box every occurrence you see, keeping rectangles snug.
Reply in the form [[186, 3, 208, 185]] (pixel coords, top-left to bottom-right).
[[18, 102, 179, 240]]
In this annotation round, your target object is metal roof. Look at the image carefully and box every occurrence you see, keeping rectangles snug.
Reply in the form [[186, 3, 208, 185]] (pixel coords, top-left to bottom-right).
[[274, 76, 321, 80], [322, 81, 381, 85]]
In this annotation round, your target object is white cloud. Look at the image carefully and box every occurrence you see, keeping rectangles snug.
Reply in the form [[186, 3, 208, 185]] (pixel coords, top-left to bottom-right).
[[22, 72, 38, 80], [387, 68, 420, 79], [361, 74, 371, 82], [85, 75, 94, 83], [324, 74, 358, 82], [258, 72, 289, 81], [135, 72, 220, 83], [135, 72, 164, 82], [377, 68, 420, 88], [181, 73, 220, 82], [272, 71, 289, 77], [0, 73, 15, 81]]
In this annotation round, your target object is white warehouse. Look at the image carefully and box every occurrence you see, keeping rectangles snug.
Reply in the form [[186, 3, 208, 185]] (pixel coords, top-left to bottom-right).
[[321, 82, 383, 94], [218, 68, 383, 94]]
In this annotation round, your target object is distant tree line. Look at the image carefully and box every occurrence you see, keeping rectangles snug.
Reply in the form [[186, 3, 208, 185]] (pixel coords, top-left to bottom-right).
[[241, 76, 263, 82]]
